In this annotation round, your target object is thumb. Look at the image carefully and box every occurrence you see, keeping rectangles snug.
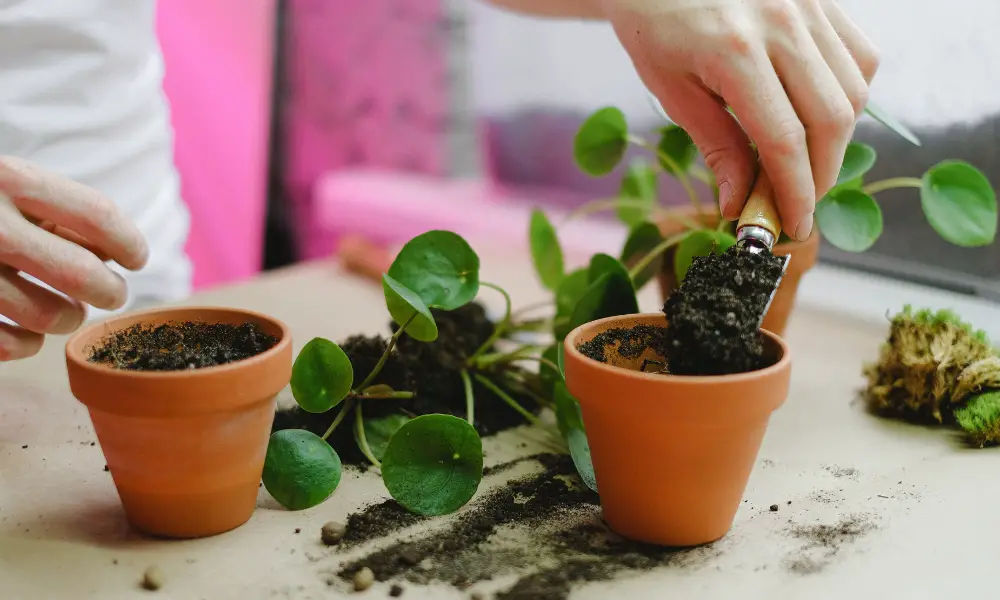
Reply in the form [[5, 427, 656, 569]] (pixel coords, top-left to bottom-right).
[[649, 76, 757, 221]]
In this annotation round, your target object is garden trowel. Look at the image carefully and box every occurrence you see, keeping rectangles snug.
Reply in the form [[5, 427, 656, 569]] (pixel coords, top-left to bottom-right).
[[734, 170, 791, 329]]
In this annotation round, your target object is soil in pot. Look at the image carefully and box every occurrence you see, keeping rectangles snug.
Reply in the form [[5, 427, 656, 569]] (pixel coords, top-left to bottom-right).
[[272, 302, 542, 464], [86, 321, 278, 371]]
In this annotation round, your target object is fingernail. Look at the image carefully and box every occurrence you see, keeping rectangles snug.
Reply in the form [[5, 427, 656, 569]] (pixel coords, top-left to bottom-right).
[[794, 213, 814, 242], [718, 181, 733, 216]]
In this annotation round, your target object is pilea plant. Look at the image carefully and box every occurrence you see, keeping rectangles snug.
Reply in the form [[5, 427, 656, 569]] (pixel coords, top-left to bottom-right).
[[263, 230, 576, 516], [863, 305, 1000, 448]]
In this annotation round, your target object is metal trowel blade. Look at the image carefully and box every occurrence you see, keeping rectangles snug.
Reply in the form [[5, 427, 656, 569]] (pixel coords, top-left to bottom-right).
[[757, 254, 791, 329]]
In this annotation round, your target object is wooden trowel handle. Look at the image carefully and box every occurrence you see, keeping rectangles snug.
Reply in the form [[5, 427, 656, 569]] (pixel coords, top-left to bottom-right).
[[736, 170, 782, 242]]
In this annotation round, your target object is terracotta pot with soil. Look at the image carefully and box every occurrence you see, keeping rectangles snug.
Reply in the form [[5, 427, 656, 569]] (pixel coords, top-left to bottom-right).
[[563, 313, 791, 547], [652, 208, 820, 336], [65, 306, 293, 538]]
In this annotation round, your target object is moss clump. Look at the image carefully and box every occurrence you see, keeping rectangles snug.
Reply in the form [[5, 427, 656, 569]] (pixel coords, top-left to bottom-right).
[[954, 390, 1000, 448], [863, 305, 1000, 446]]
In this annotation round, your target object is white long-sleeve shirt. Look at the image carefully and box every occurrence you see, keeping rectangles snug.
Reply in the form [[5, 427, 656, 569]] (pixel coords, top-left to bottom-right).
[[0, 0, 192, 318]]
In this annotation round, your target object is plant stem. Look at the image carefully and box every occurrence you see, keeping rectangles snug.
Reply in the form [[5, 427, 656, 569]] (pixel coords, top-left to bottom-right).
[[627, 230, 691, 280], [354, 403, 382, 469], [509, 300, 553, 320], [468, 282, 512, 362], [689, 164, 716, 188], [488, 354, 561, 374], [321, 398, 355, 441], [628, 134, 705, 218], [563, 197, 666, 223], [502, 373, 555, 410], [474, 344, 547, 367], [474, 374, 544, 427], [355, 312, 416, 392], [862, 177, 923, 196], [461, 369, 475, 425], [357, 391, 414, 400]]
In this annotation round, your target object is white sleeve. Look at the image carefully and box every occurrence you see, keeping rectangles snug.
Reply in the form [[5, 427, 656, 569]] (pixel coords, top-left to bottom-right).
[[0, 0, 193, 319]]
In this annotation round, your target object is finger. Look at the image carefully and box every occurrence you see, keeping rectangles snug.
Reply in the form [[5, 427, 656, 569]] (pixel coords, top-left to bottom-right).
[[711, 42, 816, 241], [0, 156, 148, 271], [822, 1, 881, 83], [800, 1, 871, 118], [0, 267, 88, 334], [649, 74, 758, 221], [0, 203, 129, 309], [35, 220, 114, 262], [767, 7, 856, 217], [0, 321, 44, 361]]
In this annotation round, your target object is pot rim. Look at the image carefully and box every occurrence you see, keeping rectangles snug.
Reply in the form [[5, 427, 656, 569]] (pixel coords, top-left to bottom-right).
[[65, 304, 293, 381], [563, 312, 790, 385]]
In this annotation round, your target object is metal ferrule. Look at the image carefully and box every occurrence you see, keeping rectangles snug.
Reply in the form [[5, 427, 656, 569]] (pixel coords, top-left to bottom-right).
[[736, 225, 776, 251]]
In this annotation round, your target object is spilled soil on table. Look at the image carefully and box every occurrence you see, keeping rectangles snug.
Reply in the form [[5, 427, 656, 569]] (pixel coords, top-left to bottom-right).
[[271, 302, 542, 464], [783, 514, 878, 574], [87, 321, 278, 371], [332, 454, 722, 599]]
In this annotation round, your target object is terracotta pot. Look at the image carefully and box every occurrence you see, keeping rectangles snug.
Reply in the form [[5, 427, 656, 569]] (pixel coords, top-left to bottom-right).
[[65, 306, 293, 538], [563, 313, 791, 547], [652, 208, 820, 336]]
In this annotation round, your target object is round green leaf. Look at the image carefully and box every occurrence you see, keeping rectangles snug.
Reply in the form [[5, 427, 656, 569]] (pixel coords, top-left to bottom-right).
[[920, 160, 997, 247], [587, 253, 630, 284], [554, 268, 590, 340], [553, 382, 596, 493], [290, 338, 353, 414], [814, 189, 883, 252], [356, 413, 411, 462], [618, 158, 657, 226], [263, 430, 342, 511], [656, 125, 698, 175], [381, 414, 484, 516], [620, 221, 664, 288], [674, 229, 736, 282], [388, 230, 480, 310], [568, 270, 639, 333], [528, 209, 564, 291], [383, 273, 438, 342], [573, 107, 628, 176], [838, 142, 877, 185]]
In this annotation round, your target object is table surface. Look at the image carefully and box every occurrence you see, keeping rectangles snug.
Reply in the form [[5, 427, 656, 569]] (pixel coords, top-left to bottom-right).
[[1, 246, 996, 600]]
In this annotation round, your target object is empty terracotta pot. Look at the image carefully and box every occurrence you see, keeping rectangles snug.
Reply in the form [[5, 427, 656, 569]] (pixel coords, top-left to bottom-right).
[[650, 207, 820, 336], [563, 313, 791, 547], [65, 306, 293, 538]]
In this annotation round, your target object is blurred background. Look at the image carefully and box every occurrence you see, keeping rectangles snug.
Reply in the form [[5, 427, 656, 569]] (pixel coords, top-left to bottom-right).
[[157, 0, 1000, 300]]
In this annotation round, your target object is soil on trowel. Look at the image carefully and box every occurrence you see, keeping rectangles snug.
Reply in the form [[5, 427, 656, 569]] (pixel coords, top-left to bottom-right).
[[334, 454, 720, 599], [271, 302, 542, 464], [662, 245, 784, 375], [577, 324, 667, 366], [87, 321, 278, 371]]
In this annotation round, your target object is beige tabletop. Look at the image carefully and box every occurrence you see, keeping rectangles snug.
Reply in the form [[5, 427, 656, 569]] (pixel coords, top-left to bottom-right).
[[1, 245, 995, 600]]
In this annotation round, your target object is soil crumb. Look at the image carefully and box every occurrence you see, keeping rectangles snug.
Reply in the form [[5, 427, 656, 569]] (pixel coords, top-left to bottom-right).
[[577, 324, 667, 365], [341, 500, 426, 549], [784, 514, 877, 574], [335, 454, 720, 599], [662, 245, 784, 375], [88, 321, 277, 371], [271, 303, 541, 464]]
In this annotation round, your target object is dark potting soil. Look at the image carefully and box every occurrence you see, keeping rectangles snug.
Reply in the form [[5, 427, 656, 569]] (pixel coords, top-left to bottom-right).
[[577, 324, 667, 365], [335, 454, 719, 599], [271, 302, 542, 464], [86, 321, 278, 371], [662, 245, 785, 375]]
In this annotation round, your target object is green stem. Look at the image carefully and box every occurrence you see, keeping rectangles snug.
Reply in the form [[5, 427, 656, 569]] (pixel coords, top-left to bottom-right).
[[862, 177, 923, 196], [321, 398, 355, 441], [354, 403, 382, 469], [627, 230, 691, 280], [628, 134, 705, 218], [468, 282, 512, 362], [474, 344, 547, 367], [563, 197, 667, 223], [689, 164, 716, 188], [355, 312, 416, 392], [509, 300, 553, 320], [461, 369, 475, 426], [357, 391, 414, 400], [474, 374, 544, 427], [487, 354, 560, 374], [503, 374, 555, 410]]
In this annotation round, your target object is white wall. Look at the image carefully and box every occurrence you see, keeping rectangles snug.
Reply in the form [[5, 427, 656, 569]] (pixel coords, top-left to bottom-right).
[[468, 0, 1000, 128]]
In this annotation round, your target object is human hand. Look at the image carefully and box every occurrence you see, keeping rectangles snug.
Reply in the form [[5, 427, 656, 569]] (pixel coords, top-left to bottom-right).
[[601, 0, 880, 240], [0, 156, 148, 360]]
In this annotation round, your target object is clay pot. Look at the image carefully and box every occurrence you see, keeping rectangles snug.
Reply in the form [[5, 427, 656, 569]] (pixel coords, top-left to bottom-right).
[[65, 306, 293, 538], [563, 313, 791, 547], [652, 208, 820, 336]]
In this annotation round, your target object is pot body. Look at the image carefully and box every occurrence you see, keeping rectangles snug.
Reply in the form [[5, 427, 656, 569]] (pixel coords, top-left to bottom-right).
[[65, 306, 293, 538], [651, 208, 820, 336], [563, 314, 791, 547]]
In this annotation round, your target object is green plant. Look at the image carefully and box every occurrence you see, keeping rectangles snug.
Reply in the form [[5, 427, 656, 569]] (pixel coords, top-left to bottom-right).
[[263, 230, 566, 516]]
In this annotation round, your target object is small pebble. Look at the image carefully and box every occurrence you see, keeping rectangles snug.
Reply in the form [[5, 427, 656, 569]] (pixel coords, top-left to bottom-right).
[[769, 504, 779, 512], [294, 527, 301, 534], [389, 584, 404, 597], [141, 566, 164, 591], [321, 521, 347, 545], [353, 567, 375, 592]]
